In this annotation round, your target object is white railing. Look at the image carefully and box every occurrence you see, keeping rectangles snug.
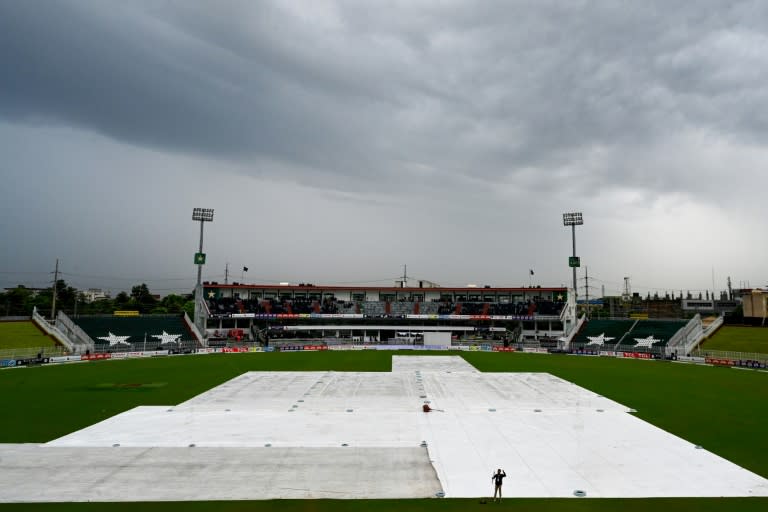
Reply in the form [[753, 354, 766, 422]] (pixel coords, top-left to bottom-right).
[[665, 314, 704, 356], [561, 314, 586, 350], [683, 315, 724, 355], [55, 311, 95, 353], [184, 311, 205, 346], [32, 307, 76, 352]]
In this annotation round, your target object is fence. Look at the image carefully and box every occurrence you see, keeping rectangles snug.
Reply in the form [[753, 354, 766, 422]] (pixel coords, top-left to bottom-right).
[[692, 348, 768, 364], [0, 346, 69, 360]]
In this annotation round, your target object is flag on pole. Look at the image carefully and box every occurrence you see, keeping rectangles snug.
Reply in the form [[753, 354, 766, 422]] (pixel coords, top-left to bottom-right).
[[243, 267, 248, 272], [530, 269, 534, 275]]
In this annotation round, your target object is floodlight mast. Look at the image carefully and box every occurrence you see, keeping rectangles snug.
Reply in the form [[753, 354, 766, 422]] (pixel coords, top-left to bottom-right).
[[563, 212, 583, 305], [192, 208, 214, 336]]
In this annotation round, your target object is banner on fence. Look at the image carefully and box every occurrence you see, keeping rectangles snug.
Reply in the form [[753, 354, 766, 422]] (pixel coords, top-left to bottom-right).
[[735, 359, 766, 369], [49, 355, 83, 363], [220, 347, 250, 353], [81, 353, 112, 361], [620, 352, 652, 360], [705, 357, 734, 366], [14, 357, 50, 366]]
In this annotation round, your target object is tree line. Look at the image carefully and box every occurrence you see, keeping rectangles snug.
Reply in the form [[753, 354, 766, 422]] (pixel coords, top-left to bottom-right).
[[0, 281, 194, 318]]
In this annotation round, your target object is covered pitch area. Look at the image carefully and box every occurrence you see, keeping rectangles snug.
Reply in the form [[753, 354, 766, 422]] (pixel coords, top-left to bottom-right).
[[0, 356, 766, 502]]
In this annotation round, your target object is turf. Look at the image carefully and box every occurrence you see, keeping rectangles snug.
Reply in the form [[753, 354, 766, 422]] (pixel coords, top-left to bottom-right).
[[702, 326, 768, 354], [1, 498, 767, 512], [0, 351, 766, 512], [0, 321, 57, 350]]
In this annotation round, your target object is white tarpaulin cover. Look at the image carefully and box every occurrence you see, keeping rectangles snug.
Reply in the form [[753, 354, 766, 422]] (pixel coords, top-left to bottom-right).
[[0, 355, 766, 501]]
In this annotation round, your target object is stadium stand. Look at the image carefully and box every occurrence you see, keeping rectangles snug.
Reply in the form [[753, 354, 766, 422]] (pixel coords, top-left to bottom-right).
[[74, 315, 195, 352], [205, 298, 563, 318], [571, 318, 687, 352], [571, 319, 637, 349], [435, 300, 564, 317], [618, 320, 687, 350]]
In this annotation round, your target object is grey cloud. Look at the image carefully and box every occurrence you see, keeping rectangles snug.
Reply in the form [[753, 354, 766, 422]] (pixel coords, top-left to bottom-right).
[[2, 0, 768, 203]]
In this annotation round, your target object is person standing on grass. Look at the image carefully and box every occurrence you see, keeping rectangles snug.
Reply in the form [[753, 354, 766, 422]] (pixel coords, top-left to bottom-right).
[[492, 468, 507, 502]]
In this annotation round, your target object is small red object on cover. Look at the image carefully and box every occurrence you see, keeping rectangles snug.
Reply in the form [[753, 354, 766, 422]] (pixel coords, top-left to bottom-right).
[[422, 404, 432, 413]]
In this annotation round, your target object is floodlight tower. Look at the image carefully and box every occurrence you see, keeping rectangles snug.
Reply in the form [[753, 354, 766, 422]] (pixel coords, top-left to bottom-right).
[[562, 212, 583, 304], [192, 208, 214, 334]]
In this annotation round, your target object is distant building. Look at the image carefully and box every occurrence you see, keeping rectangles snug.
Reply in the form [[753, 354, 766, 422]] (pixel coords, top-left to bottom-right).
[[83, 289, 111, 303], [681, 299, 740, 315], [741, 289, 768, 320]]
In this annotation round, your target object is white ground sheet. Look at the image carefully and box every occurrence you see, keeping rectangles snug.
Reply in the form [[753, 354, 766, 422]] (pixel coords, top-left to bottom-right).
[[2, 355, 767, 501], [0, 446, 439, 501]]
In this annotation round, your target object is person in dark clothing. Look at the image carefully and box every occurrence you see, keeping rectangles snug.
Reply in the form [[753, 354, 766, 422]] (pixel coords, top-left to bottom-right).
[[492, 468, 507, 502]]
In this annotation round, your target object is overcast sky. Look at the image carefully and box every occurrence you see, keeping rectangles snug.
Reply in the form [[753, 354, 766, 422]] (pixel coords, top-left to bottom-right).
[[1, 0, 767, 297]]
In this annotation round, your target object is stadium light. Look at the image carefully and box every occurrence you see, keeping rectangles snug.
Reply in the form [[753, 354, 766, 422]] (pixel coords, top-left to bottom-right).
[[562, 212, 583, 226], [562, 212, 583, 306], [192, 208, 214, 335], [192, 208, 215, 222]]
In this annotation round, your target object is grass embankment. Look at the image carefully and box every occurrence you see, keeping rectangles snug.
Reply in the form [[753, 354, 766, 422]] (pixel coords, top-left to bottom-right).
[[702, 325, 768, 354], [0, 321, 57, 351]]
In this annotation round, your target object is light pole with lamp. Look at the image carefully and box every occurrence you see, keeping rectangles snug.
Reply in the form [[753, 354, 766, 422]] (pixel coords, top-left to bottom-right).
[[562, 212, 583, 306], [192, 208, 214, 339]]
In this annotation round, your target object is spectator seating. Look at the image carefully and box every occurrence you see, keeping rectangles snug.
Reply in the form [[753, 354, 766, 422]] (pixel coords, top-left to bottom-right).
[[75, 315, 194, 351], [617, 320, 687, 350], [572, 319, 636, 348], [572, 319, 687, 351], [206, 298, 564, 318]]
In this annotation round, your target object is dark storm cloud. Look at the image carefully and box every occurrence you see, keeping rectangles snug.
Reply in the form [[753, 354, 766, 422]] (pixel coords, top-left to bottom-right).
[[2, 0, 768, 199]]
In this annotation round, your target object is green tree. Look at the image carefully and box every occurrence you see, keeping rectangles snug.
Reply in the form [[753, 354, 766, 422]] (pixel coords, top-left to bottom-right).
[[114, 291, 130, 308], [130, 283, 158, 313], [160, 294, 186, 314], [2, 286, 34, 316], [183, 300, 195, 319]]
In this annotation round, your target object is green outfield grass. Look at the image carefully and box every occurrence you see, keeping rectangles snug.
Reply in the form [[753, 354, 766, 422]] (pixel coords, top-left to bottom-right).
[[0, 321, 57, 350], [0, 351, 766, 512], [1, 497, 767, 512], [702, 325, 768, 354]]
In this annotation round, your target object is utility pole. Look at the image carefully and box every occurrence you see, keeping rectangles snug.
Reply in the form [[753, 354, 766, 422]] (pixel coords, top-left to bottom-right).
[[225, 263, 229, 285], [727, 276, 733, 300], [401, 264, 408, 288], [51, 258, 59, 321]]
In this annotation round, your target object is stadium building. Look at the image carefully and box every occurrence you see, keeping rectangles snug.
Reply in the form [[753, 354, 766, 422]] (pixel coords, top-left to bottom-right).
[[201, 282, 574, 347]]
